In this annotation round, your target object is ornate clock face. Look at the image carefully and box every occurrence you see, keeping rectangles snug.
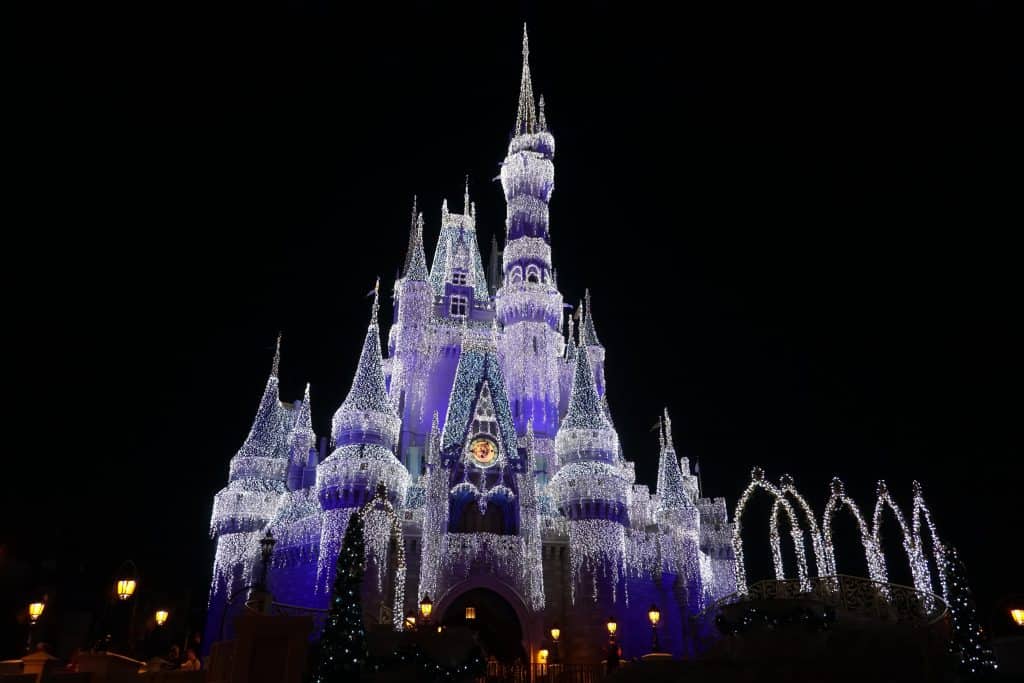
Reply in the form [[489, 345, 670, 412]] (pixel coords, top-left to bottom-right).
[[468, 437, 497, 466]]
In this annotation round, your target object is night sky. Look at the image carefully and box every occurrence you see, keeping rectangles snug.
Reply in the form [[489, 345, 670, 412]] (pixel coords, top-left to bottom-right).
[[6, 0, 1022, 654]]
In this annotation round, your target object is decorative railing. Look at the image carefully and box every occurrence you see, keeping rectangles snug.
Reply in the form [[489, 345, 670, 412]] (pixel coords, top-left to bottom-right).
[[697, 574, 948, 633], [475, 663, 606, 683]]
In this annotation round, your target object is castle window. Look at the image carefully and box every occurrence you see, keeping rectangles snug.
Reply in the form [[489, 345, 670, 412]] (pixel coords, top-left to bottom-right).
[[450, 295, 468, 318], [451, 271, 467, 286], [526, 265, 541, 283], [509, 266, 523, 284]]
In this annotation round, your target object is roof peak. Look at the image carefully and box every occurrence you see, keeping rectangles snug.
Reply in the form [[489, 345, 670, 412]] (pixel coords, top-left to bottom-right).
[[514, 24, 537, 136]]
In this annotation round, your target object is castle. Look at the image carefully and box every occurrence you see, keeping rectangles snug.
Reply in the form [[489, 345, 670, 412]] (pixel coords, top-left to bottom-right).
[[205, 27, 736, 663]]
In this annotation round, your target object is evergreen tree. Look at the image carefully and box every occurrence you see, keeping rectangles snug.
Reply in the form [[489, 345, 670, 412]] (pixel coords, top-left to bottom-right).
[[312, 512, 367, 682], [944, 546, 997, 678]]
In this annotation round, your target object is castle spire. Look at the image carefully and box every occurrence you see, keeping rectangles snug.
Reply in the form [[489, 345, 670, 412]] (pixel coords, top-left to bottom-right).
[[564, 315, 577, 361], [562, 336, 610, 430], [582, 289, 601, 347], [338, 282, 393, 416], [538, 94, 547, 132], [464, 175, 471, 215], [514, 24, 537, 136], [271, 331, 282, 378], [402, 196, 429, 281], [656, 408, 691, 514]]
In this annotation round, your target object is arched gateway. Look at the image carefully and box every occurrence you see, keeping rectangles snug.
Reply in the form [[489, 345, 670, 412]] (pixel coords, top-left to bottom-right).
[[435, 578, 535, 664]]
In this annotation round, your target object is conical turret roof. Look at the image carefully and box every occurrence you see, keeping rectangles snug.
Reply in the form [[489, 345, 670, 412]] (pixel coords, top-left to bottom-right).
[[561, 338, 611, 431]]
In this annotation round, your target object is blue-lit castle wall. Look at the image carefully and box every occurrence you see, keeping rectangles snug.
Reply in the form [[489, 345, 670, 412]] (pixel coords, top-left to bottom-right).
[[204, 28, 736, 663]]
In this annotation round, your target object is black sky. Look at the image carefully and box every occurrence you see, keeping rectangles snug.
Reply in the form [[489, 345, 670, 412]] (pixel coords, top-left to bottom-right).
[[6, 0, 1023, 651]]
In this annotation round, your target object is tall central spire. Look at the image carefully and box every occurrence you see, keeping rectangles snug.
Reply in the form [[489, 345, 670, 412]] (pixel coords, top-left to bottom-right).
[[515, 24, 536, 136]]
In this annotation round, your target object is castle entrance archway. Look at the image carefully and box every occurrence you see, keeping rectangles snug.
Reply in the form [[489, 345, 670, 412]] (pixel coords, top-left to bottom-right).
[[441, 587, 527, 664]]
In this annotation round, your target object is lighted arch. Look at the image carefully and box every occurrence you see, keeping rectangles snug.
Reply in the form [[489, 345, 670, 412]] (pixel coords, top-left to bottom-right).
[[911, 481, 948, 599], [872, 481, 931, 596], [731, 467, 810, 594], [776, 475, 827, 577], [821, 478, 885, 583]]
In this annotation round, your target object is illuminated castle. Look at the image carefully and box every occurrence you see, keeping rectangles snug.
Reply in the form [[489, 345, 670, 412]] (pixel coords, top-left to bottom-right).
[[205, 27, 737, 663]]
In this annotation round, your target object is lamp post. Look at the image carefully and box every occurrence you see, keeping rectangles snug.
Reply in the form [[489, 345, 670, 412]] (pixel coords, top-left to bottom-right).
[[26, 602, 45, 653], [419, 594, 433, 626], [114, 560, 139, 656], [465, 603, 476, 623], [155, 610, 169, 627], [606, 616, 617, 643], [549, 623, 561, 664], [648, 604, 662, 653], [1011, 608, 1024, 628]]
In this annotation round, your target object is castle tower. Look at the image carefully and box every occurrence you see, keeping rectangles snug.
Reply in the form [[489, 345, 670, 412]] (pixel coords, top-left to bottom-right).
[[428, 181, 489, 309], [496, 26, 565, 494], [316, 285, 410, 591], [206, 336, 292, 644], [389, 200, 433, 477], [549, 340, 630, 601]]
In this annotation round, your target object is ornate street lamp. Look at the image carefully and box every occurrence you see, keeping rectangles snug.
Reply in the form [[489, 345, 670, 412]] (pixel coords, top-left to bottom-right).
[[419, 594, 433, 621], [549, 622, 561, 664], [648, 604, 662, 653], [155, 610, 169, 627], [1011, 608, 1024, 627], [606, 616, 617, 642], [114, 560, 140, 655], [28, 603, 45, 623], [116, 579, 137, 601], [26, 602, 45, 653]]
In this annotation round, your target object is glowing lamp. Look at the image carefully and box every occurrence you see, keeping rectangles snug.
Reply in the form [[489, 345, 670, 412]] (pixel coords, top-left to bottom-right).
[[465, 605, 476, 621], [155, 610, 169, 626], [28, 602, 45, 623], [550, 623, 561, 642], [606, 616, 617, 636], [1011, 608, 1024, 627], [538, 649, 549, 664], [116, 579, 137, 600], [419, 594, 433, 619], [648, 604, 661, 626], [404, 611, 416, 629]]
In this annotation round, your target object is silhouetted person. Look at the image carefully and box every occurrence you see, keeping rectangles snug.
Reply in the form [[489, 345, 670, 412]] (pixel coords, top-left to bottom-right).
[[162, 645, 181, 670]]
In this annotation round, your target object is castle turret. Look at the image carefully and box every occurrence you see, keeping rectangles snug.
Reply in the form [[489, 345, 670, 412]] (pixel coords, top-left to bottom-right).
[[206, 335, 292, 646], [390, 200, 433, 476], [210, 335, 291, 538], [316, 285, 410, 589], [654, 409, 698, 528], [286, 383, 317, 491], [496, 26, 564, 503]]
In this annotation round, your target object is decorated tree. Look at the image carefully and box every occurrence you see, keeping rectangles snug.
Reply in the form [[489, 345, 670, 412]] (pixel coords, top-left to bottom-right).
[[944, 546, 997, 678], [312, 512, 367, 682]]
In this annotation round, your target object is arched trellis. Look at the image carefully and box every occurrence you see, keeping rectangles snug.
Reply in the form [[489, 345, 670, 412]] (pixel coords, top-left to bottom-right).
[[911, 481, 948, 599], [358, 483, 407, 631], [821, 478, 886, 584], [775, 475, 827, 577], [732, 467, 810, 595], [872, 480, 931, 597]]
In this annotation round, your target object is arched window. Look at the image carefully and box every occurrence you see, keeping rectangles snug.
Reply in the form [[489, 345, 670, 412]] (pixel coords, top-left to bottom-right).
[[526, 264, 541, 284], [509, 266, 523, 284]]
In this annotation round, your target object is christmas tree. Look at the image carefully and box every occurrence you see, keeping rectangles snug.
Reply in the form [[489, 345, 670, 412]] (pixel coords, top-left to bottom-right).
[[944, 546, 997, 678], [312, 512, 367, 682]]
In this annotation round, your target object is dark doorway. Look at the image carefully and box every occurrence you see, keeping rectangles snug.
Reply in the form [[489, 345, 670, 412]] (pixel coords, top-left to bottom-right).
[[443, 588, 526, 664]]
